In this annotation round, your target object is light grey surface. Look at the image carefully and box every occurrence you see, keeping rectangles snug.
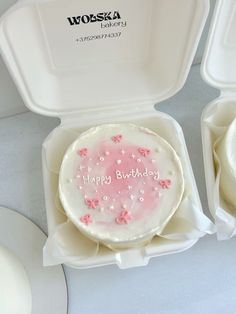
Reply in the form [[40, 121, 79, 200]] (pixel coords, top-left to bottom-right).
[[0, 0, 216, 119], [0, 0, 28, 118], [2, 63, 236, 314]]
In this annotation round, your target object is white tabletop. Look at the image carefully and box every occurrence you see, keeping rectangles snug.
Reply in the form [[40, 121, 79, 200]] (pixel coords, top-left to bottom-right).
[[2, 61, 236, 314]]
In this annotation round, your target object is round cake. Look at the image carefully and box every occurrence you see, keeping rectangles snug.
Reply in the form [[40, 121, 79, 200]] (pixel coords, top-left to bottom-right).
[[216, 119, 236, 208], [59, 124, 184, 249]]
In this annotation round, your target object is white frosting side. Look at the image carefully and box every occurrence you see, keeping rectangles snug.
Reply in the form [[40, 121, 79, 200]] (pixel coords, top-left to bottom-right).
[[59, 124, 184, 248], [216, 119, 236, 208], [0, 246, 32, 314]]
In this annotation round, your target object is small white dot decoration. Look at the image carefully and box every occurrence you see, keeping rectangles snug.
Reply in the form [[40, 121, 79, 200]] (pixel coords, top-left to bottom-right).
[[130, 194, 135, 200], [96, 163, 99, 166], [151, 159, 156, 163], [110, 205, 115, 210], [137, 159, 141, 163], [154, 187, 158, 191], [79, 186, 83, 190], [105, 151, 110, 156], [103, 196, 108, 201], [100, 157, 105, 161], [139, 197, 144, 202], [131, 154, 136, 159], [117, 160, 122, 165], [139, 190, 144, 194], [118, 191, 121, 194], [122, 204, 127, 209], [128, 186, 132, 190], [121, 150, 125, 155]]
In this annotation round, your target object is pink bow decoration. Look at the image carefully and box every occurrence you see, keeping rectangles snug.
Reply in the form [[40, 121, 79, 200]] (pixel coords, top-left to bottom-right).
[[85, 198, 99, 209], [116, 210, 132, 225], [138, 147, 151, 157], [111, 134, 123, 143], [80, 214, 93, 225], [77, 148, 88, 157], [159, 179, 172, 189]]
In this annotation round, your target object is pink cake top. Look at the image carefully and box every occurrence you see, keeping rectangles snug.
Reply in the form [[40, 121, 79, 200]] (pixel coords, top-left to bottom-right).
[[59, 124, 184, 248]]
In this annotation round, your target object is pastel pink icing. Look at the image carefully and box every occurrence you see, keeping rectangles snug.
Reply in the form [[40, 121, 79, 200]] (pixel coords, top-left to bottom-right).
[[116, 210, 132, 225], [85, 198, 99, 209], [111, 134, 123, 143], [75, 139, 170, 227], [159, 179, 172, 189], [138, 147, 151, 157], [77, 148, 88, 157], [80, 214, 93, 225]]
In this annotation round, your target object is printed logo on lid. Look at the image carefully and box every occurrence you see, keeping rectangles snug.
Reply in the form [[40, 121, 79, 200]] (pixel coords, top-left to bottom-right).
[[67, 11, 121, 26]]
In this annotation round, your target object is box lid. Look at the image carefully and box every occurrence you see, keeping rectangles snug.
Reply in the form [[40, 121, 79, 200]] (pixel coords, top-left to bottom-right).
[[201, 0, 236, 91], [0, 0, 209, 117]]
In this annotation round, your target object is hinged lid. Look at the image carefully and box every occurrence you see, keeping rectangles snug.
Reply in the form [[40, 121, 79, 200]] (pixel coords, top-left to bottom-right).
[[201, 0, 236, 91], [0, 0, 209, 117]]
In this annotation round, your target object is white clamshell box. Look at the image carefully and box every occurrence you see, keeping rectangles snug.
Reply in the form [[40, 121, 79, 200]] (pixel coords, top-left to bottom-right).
[[0, 0, 215, 269], [201, 0, 236, 240]]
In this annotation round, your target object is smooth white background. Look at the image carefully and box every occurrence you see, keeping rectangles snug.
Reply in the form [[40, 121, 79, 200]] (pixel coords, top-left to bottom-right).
[[2, 1, 236, 314]]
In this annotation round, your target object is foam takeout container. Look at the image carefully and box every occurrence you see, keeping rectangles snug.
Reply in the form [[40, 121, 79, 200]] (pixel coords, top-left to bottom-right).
[[201, 0, 236, 240], [0, 0, 214, 268]]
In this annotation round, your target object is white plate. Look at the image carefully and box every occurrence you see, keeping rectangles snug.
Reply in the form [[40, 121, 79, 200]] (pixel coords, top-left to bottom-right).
[[0, 207, 67, 314]]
